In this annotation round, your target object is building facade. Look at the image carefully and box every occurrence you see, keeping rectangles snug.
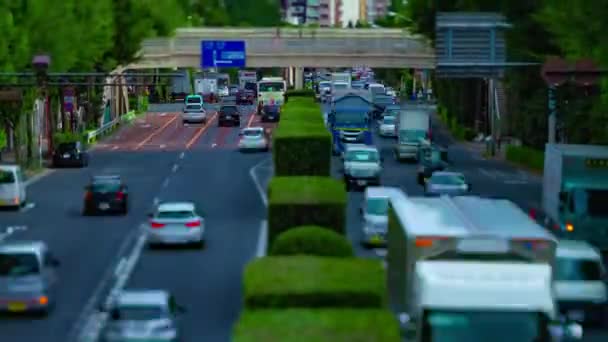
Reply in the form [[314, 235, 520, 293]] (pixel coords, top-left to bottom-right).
[[283, 0, 321, 25], [366, 0, 389, 23], [358, 0, 367, 23], [340, 0, 359, 27]]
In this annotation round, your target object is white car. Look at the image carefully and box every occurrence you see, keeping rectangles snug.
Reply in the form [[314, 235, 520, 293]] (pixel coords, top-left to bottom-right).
[[181, 103, 207, 124], [238, 127, 270, 152], [146, 202, 205, 247], [378, 115, 396, 137]]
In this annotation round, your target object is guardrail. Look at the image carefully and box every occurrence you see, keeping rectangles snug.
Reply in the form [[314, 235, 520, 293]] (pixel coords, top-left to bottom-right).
[[85, 111, 136, 144]]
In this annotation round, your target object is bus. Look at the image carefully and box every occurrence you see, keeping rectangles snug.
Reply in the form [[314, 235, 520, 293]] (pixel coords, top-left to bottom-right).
[[257, 77, 286, 113]]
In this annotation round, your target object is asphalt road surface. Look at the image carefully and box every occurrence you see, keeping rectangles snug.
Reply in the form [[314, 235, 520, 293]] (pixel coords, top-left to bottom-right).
[[0, 103, 276, 342]]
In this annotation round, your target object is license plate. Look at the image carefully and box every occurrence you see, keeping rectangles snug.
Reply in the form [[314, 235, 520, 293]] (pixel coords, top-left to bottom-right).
[[63, 153, 70, 158], [357, 180, 366, 186], [568, 310, 585, 321], [8, 302, 27, 312], [99, 203, 110, 210]]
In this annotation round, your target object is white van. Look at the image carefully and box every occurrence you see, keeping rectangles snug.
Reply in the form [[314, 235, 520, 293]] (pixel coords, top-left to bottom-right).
[[0, 165, 27, 209], [554, 239, 607, 324]]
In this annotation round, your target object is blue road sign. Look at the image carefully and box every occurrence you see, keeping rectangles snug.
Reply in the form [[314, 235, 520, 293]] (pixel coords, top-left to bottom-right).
[[201, 40, 246, 68]]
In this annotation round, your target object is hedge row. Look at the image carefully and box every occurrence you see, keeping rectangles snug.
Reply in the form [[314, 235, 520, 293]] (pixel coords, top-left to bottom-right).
[[270, 226, 353, 257], [268, 176, 347, 245], [505, 145, 544, 171], [438, 106, 476, 141], [233, 308, 401, 342], [273, 94, 332, 177], [243, 256, 385, 309]]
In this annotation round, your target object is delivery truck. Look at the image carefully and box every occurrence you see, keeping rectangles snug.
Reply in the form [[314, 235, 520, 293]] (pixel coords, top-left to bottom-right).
[[394, 109, 430, 162], [542, 144, 608, 251]]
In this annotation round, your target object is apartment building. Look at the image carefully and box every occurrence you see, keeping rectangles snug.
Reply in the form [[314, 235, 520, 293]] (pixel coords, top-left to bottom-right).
[[283, 0, 321, 25], [319, 0, 342, 27], [340, 0, 359, 27], [366, 0, 389, 23]]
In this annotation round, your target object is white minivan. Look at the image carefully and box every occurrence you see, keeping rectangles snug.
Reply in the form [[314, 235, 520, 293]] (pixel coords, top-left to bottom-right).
[[0, 165, 27, 209], [554, 239, 607, 325]]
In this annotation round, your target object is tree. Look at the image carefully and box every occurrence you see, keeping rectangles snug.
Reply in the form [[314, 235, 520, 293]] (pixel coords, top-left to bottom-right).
[[225, 0, 281, 27]]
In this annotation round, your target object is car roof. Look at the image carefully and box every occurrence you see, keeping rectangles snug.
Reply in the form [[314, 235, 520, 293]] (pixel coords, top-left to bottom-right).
[[0, 240, 46, 254], [557, 239, 602, 260], [116, 289, 169, 307], [346, 145, 378, 152], [157, 202, 195, 212], [243, 127, 264, 132], [92, 175, 121, 182], [431, 171, 465, 177], [365, 186, 400, 199]]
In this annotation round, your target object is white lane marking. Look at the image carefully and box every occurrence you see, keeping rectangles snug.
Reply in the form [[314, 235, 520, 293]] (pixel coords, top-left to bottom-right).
[[24, 169, 56, 187], [159, 144, 166, 149], [78, 231, 147, 342], [112, 146, 119, 150], [162, 178, 169, 188], [171, 164, 179, 173], [0, 225, 28, 241], [153, 197, 160, 206], [212, 143, 217, 148], [478, 168, 498, 179], [249, 158, 271, 207], [160, 112, 167, 117], [113, 257, 127, 277], [68, 225, 141, 342], [20, 202, 36, 212], [374, 248, 387, 257], [256, 220, 268, 258], [179, 152, 185, 159]]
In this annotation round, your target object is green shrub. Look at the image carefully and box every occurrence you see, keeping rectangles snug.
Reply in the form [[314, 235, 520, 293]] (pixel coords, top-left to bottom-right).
[[281, 108, 324, 124], [270, 226, 353, 257], [54, 132, 85, 145], [272, 127, 331, 176], [285, 89, 316, 102], [233, 309, 401, 342], [244, 256, 385, 309], [268, 177, 346, 242], [506, 145, 544, 171]]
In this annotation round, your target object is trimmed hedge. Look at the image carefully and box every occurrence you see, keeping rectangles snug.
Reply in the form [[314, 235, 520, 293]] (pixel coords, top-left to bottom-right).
[[272, 125, 331, 176], [244, 256, 385, 308], [233, 309, 401, 342], [268, 177, 346, 242], [281, 107, 324, 123], [285, 89, 316, 102], [505, 145, 544, 171], [270, 226, 353, 257]]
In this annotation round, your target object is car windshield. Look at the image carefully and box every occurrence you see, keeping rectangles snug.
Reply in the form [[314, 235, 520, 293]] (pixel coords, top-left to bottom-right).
[[421, 310, 546, 342], [431, 174, 466, 186], [382, 116, 395, 124], [221, 106, 238, 114], [319, 82, 331, 88], [0, 253, 40, 276], [259, 82, 284, 92], [263, 105, 280, 113], [572, 188, 608, 217], [334, 112, 367, 125], [0, 170, 16, 184], [333, 83, 348, 89], [58, 142, 77, 152], [91, 180, 121, 192], [399, 129, 426, 143], [115, 305, 166, 321], [555, 257, 602, 281], [243, 130, 263, 138], [244, 82, 256, 90], [156, 210, 195, 219], [366, 197, 388, 216], [345, 150, 379, 162]]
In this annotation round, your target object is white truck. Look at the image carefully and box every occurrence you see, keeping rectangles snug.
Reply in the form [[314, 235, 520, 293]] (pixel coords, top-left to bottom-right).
[[394, 109, 430, 162], [542, 144, 608, 251], [331, 72, 351, 88], [195, 78, 217, 102], [238, 70, 257, 89], [384, 189, 582, 340]]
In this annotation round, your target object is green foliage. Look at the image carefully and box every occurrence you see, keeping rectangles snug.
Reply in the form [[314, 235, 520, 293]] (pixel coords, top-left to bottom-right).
[[268, 177, 347, 244], [273, 120, 331, 176], [505, 145, 544, 172], [285, 89, 316, 102], [53, 132, 85, 145], [270, 226, 354, 258], [438, 106, 476, 141], [244, 256, 385, 309], [233, 309, 401, 342], [0, 129, 6, 149]]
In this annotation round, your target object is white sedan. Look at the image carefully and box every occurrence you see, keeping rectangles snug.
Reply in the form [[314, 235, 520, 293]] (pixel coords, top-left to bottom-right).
[[238, 127, 270, 152], [146, 202, 205, 247], [378, 115, 396, 137]]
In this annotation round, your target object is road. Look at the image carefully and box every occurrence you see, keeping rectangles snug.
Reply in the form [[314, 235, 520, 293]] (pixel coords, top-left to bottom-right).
[[0, 103, 276, 342]]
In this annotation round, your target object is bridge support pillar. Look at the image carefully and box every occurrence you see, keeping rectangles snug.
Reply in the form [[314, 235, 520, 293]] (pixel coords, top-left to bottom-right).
[[294, 67, 304, 90]]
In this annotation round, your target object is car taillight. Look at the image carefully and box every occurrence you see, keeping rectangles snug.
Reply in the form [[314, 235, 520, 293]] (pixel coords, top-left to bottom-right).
[[185, 220, 200, 228], [85, 191, 93, 200], [116, 191, 125, 200], [150, 221, 165, 229]]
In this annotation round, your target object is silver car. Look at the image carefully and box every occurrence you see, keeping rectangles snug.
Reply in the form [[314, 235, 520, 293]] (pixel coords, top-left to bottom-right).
[[0, 240, 60, 315], [424, 171, 472, 196], [238, 127, 270, 152], [181, 103, 207, 124], [146, 202, 205, 247], [100, 289, 185, 342], [378, 115, 396, 137]]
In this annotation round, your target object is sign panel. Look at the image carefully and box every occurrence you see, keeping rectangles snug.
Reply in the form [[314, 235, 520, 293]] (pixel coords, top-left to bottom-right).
[[201, 40, 246, 68], [63, 87, 75, 112]]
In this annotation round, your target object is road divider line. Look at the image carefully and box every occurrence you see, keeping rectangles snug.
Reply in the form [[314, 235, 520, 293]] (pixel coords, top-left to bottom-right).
[[162, 178, 169, 188], [179, 152, 185, 159], [249, 158, 270, 207], [24, 169, 56, 187], [153, 197, 159, 206], [246, 112, 256, 128], [172, 164, 179, 173], [256, 220, 268, 257], [186, 113, 217, 149], [134, 113, 178, 150], [113, 257, 127, 277]]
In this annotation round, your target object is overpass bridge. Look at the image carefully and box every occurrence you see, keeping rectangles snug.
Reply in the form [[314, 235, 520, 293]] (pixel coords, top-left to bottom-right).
[[130, 27, 436, 73]]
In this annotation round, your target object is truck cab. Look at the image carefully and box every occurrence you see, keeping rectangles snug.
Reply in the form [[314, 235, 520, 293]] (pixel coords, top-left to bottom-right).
[[394, 109, 430, 162], [341, 144, 382, 191]]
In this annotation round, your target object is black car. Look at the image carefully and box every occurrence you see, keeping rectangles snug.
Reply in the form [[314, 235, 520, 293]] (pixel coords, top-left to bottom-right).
[[260, 105, 281, 122], [52, 141, 88, 167], [83, 175, 129, 215], [416, 145, 450, 184], [218, 105, 241, 127]]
